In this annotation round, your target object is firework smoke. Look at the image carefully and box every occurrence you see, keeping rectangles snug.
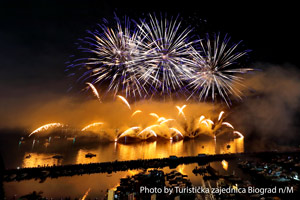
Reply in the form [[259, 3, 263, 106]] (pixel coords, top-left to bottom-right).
[[231, 64, 300, 143], [2, 63, 300, 145]]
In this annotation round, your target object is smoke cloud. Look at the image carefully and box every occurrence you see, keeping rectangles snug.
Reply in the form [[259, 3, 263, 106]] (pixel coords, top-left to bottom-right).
[[1, 63, 299, 145], [231, 63, 300, 143], [0, 90, 220, 132]]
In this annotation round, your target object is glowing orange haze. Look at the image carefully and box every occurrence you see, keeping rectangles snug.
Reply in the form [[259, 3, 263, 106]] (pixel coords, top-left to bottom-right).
[[4, 97, 219, 130], [24, 97, 244, 140]]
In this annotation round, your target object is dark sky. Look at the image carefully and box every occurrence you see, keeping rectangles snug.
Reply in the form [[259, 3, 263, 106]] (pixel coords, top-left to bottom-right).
[[0, 1, 300, 137], [0, 0, 299, 95]]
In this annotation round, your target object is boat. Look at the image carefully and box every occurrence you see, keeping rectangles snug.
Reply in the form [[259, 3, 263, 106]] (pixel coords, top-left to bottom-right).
[[272, 177, 291, 182], [52, 155, 63, 159], [192, 167, 207, 175], [85, 153, 96, 158]]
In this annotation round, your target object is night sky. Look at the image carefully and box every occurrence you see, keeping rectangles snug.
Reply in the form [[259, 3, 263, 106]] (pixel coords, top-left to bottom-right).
[[1, 3, 300, 198], [0, 1, 299, 110]]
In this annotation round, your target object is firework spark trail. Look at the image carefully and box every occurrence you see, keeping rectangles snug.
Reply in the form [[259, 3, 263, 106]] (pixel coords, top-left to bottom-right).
[[159, 118, 175, 125], [233, 131, 244, 138], [176, 105, 186, 119], [205, 111, 233, 137], [169, 127, 184, 138], [188, 34, 253, 106], [117, 95, 131, 110], [81, 122, 104, 131], [86, 82, 101, 102], [80, 188, 91, 200], [149, 113, 159, 119], [138, 124, 159, 136], [218, 111, 225, 121], [149, 130, 158, 137], [33, 108, 242, 141], [118, 126, 140, 138], [131, 110, 142, 117], [222, 122, 234, 129], [205, 119, 214, 125], [201, 120, 210, 128], [198, 115, 205, 123], [176, 105, 186, 115], [137, 14, 196, 94], [157, 117, 167, 123], [29, 123, 64, 137]]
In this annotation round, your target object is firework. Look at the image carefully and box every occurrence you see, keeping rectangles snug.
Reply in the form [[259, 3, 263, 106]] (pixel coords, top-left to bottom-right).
[[205, 119, 214, 125], [190, 111, 230, 138], [188, 34, 253, 105], [131, 110, 142, 117], [118, 126, 140, 138], [29, 123, 64, 137], [218, 111, 225, 121], [149, 113, 159, 119], [157, 117, 167, 123], [203, 111, 237, 138], [81, 122, 103, 131], [169, 127, 184, 138], [31, 108, 242, 142], [207, 111, 228, 137], [70, 15, 252, 103], [159, 118, 174, 125], [149, 130, 158, 137], [201, 120, 210, 128], [176, 105, 186, 116], [71, 16, 152, 98], [138, 129, 158, 140], [136, 14, 195, 94], [80, 188, 91, 200], [222, 122, 234, 129], [138, 124, 159, 136], [117, 95, 131, 110], [63, 15, 252, 143], [198, 115, 205, 123], [86, 82, 101, 102], [233, 131, 244, 138]]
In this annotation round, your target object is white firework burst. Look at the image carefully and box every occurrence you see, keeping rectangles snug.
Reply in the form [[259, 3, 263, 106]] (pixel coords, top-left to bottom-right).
[[75, 17, 151, 98], [136, 14, 195, 94], [69, 14, 254, 104], [188, 34, 253, 105]]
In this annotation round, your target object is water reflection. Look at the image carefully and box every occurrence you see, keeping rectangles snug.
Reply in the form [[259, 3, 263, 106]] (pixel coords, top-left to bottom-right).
[[19, 138, 244, 168], [116, 138, 243, 161], [216, 138, 244, 154], [221, 160, 229, 171], [4, 170, 131, 199], [104, 162, 242, 200], [22, 153, 62, 168], [5, 136, 244, 199], [76, 149, 100, 164]]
